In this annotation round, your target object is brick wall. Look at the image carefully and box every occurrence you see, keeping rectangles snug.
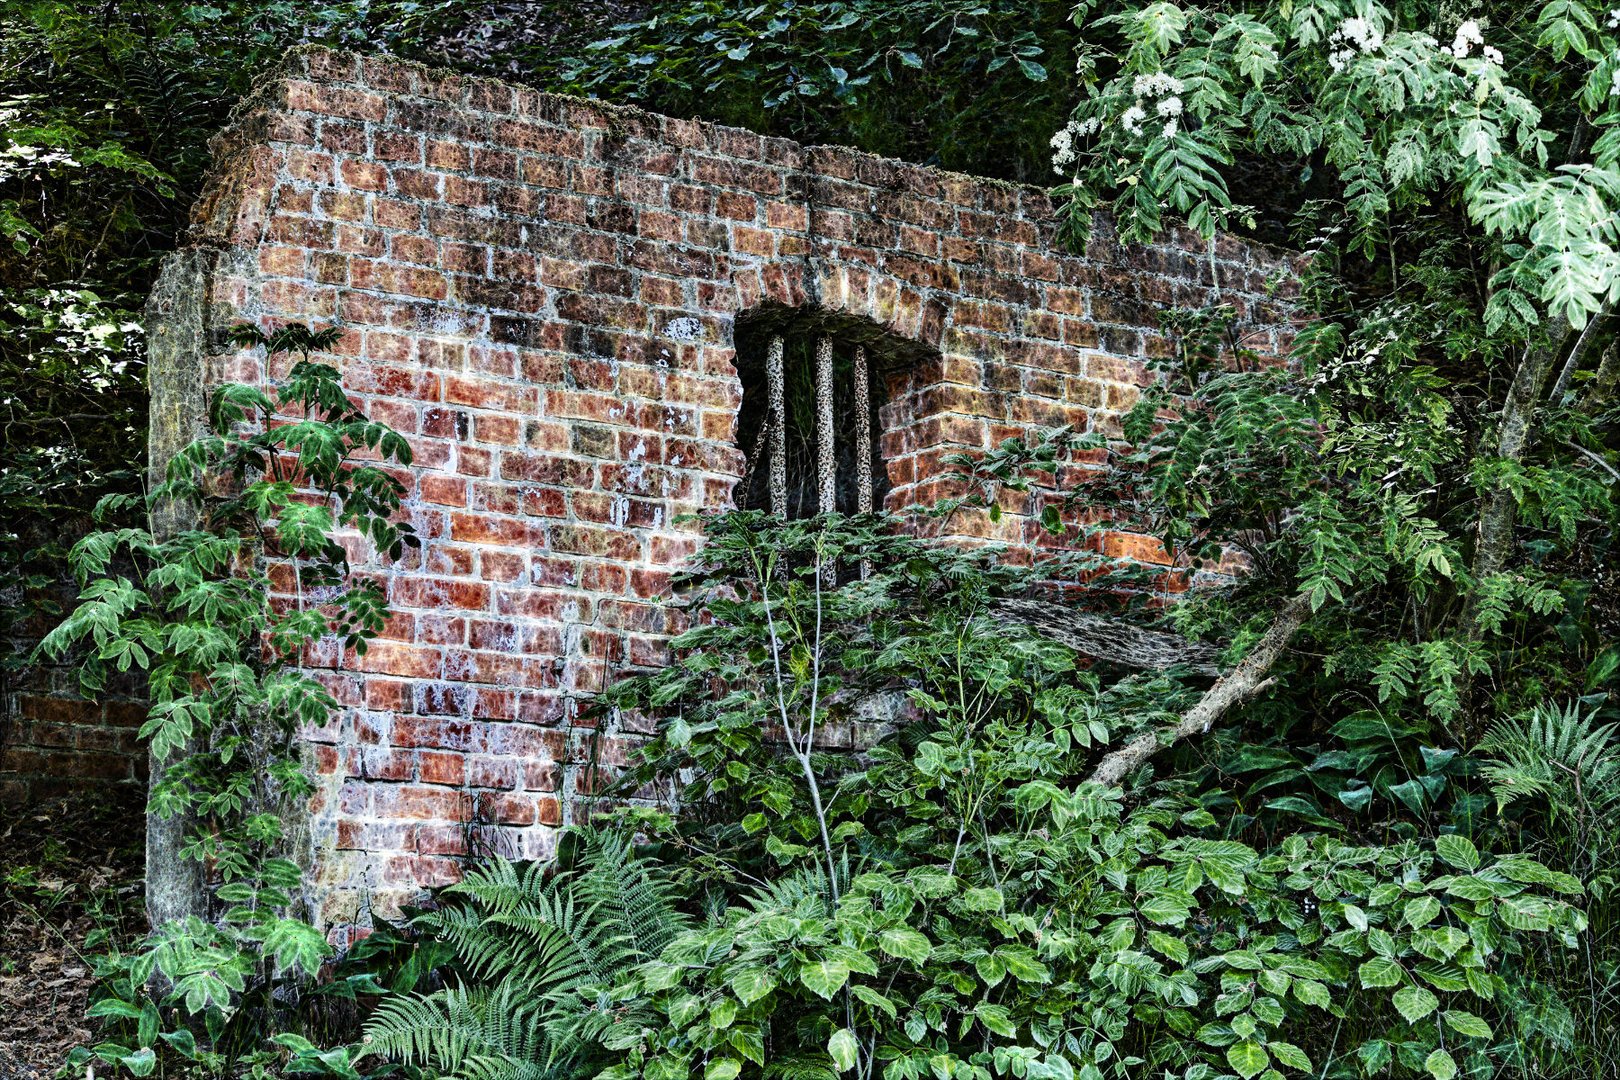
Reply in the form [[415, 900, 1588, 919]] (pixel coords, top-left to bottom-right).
[[1, 579, 147, 805], [0, 670, 146, 805], [141, 45, 1298, 928]]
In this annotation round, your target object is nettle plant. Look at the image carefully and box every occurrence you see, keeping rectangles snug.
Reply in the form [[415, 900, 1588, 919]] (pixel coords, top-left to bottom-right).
[[39, 323, 414, 1077]]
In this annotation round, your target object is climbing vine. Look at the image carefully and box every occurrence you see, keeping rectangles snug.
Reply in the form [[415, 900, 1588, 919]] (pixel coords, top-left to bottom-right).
[[39, 324, 411, 1077]]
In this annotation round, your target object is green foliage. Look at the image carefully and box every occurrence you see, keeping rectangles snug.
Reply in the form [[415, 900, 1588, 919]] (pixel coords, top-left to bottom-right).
[[360, 828, 690, 1080], [38, 326, 413, 1077], [404, 0, 1073, 184], [363, 513, 1593, 1080]]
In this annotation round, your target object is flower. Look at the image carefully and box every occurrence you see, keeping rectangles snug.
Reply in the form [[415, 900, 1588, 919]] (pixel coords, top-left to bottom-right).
[[1156, 95, 1183, 118], [1447, 19, 1483, 59], [1482, 45, 1504, 66], [1121, 104, 1147, 135], [1162, 118, 1179, 139], [1610, 9, 1620, 29], [1049, 128, 1075, 170], [1327, 14, 1384, 71], [1132, 72, 1184, 98], [1335, 16, 1385, 54]]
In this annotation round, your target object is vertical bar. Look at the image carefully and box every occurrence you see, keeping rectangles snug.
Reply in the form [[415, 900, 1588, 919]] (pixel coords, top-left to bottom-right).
[[816, 336, 836, 516], [767, 334, 787, 517], [853, 345, 873, 580], [853, 345, 873, 514]]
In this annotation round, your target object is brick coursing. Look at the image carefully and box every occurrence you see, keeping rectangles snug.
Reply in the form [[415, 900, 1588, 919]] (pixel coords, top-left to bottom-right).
[[1, 581, 147, 805], [77, 45, 1301, 927]]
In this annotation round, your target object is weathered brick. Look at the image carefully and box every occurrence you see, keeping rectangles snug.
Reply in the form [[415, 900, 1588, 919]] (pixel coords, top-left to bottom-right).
[[111, 45, 1301, 932]]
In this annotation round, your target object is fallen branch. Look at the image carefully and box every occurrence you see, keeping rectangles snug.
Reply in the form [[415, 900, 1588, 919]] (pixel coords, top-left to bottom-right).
[[992, 597, 1222, 675], [1088, 592, 1313, 788]]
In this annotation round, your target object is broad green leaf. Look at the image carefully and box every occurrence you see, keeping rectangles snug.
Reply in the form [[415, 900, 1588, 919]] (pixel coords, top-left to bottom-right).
[[1443, 1011, 1494, 1039], [1227, 1040, 1269, 1079], [829, 1029, 860, 1072], [1393, 986, 1438, 1023], [1435, 835, 1479, 871], [1403, 896, 1441, 929], [1424, 1048, 1457, 1080], [1269, 1042, 1312, 1072], [1359, 957, 1403, 988], [800, 959, 851, 1000], [706, 1058, 742, 1080], [975, 1003, 1017, 1038], [879, 928, 932, 964], [1292, 980, 1332, 1009], [730, 967, 776, 1005]]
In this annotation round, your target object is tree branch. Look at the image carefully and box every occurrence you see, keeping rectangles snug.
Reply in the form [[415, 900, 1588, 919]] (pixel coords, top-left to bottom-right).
[[1087, 592, 1312, 788]]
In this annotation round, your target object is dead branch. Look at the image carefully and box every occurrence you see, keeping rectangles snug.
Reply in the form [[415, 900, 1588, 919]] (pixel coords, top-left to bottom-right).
[[1087, 592, 1312, 788]]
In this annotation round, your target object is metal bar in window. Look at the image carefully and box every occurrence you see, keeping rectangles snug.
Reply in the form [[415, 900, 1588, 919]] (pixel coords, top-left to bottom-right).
[[767, 334, 786, 517], [853, 344, 873, 580], [816, 336, 836, 516]]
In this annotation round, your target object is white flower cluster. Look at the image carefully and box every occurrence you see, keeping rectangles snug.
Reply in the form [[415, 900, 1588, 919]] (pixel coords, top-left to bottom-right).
[[1441, 18, 1504, 65], [1446, 19, 1482, 58], [1328, 15, 1385, 72], [1610, 9, 1620, 29], [1049, 116, 1102, 173], [1119, 71, 1184, 139], [1132, 72, 1184, 98]]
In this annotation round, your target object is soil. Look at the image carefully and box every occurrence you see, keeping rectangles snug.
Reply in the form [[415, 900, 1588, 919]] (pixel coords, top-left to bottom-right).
[[0, 790, 145, 1080]]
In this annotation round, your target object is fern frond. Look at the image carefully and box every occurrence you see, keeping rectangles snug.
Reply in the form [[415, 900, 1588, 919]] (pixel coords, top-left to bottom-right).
[[1480, 701, 1620, 818]]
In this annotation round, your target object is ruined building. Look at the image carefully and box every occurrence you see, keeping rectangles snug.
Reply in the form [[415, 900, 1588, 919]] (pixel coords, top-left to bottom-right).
[[4, 47, 1297, 927]]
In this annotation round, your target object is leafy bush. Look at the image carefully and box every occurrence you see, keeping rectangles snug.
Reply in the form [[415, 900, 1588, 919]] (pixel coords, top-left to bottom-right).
[[357, 512, 1591, 1080]]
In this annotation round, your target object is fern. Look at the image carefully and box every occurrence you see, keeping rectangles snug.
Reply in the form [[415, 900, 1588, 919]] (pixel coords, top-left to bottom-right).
[[361, 826, 690, 1078], [1480, 702, 1620, 824]]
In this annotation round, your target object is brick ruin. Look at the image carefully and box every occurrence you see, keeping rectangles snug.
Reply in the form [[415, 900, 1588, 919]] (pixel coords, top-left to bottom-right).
[[4, 46, 1299, 927]]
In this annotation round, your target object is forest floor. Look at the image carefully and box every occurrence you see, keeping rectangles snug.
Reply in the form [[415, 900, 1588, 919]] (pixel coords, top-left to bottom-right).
[[0, 790, 145, 1079]]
